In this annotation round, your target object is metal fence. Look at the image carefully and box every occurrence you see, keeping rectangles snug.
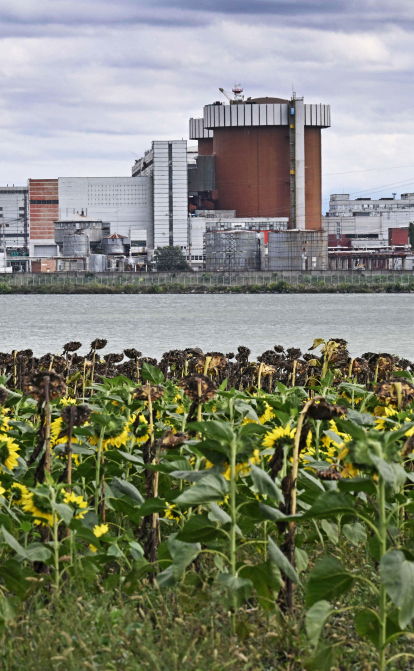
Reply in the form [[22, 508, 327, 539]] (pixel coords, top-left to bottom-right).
[[2, 269, 414, 288]]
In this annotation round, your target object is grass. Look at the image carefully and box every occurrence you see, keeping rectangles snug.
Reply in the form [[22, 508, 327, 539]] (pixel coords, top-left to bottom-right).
[[1, 540, 413, 671]]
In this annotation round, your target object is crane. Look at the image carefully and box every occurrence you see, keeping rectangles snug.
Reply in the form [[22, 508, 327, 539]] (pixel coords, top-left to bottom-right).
[[219, 84, 244, 103]]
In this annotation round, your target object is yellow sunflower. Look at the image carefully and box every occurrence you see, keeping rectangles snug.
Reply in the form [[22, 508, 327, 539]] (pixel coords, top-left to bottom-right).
[[62, 489, 88, 519], [22, 490, 53, 526], [8, 482, 29, 506], [90, 523, 109, 552], [262, 424, 296, 450], [0, 434, 20, 471]]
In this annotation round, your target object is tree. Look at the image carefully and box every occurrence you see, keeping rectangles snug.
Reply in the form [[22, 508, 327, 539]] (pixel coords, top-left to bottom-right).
[[153, 246, 191, 271]]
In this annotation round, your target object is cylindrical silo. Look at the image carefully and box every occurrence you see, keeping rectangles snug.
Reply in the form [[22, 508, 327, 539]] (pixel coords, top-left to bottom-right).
[[62, 233, 89, 257], [89, 254, 107, 272], [102, 235, 126, 255], [205, 230, 261, 271], [267, 230, 328, 271]]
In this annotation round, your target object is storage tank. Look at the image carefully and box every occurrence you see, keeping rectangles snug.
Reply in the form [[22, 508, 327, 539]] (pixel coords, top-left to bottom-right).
[[62, 233, 89, 258], [89, 254, 107, 272], [205, 230, 262, 271], [267, 230, 328, 271], [102, 234, 126, 255]]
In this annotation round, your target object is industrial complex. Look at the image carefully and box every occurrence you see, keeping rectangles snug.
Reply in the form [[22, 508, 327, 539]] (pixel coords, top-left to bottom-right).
[[1, 86, 413, 274]]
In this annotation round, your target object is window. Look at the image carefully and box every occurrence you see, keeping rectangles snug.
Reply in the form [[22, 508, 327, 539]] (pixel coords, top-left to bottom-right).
[[30, 200, 59, 204]]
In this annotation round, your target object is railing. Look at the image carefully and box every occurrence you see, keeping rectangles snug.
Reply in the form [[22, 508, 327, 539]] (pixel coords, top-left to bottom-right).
[[2, 269, 414, 288]]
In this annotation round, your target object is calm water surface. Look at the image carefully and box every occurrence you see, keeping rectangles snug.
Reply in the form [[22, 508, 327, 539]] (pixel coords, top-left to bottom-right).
[[0, 294, 412, 359]]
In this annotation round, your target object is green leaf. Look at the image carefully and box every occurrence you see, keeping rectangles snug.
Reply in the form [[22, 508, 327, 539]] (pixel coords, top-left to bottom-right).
[[117, 451, 144, 465], [141, 362, 164, 384], [342, 522, 367, 546], [338, 478, 376, 495], [24, 543, 52, 562], [250, 464, 284, 503], [1, 526, 26, 557], [355, 609, 402, 648], [0, 560, 39, 600], [346, 409, 375, 426], [138, 498, 167, 516], [111, 477, 144, 504], [295, 547, 309, 573], [267, 536, 300, 584], [174, 474, 229, 506], [301, 490, 355, 520], [380, 550, 414, 628], [157, 565, 176, 588], [1, 526, 51, 562], [258, 502, 287, 522], [306, 600, 332, 647], [205, 420, 234, 444], [306, 555, 355, 607], [129, 541, 144, 561], [323, 430, 344, 446], [0, 596, 19, 624], [240, 561, 281, 611], [168, 534, 201, 582], [208, 502, 231, 525], [305, 644, 336, 671], [176, 515, 224, 543], [321, 520, 338, 545], [52, 503, 73, 526], [217, 574, 254, 608]]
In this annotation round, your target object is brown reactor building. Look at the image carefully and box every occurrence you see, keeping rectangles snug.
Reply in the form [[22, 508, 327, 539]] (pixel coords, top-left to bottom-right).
[[189, 95, 331, 230]]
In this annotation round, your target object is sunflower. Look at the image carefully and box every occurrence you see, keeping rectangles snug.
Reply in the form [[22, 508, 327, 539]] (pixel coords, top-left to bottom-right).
[[62, 489, 88, 519], [90, 523, 109, 552], [0, 409, 10, 432], [9, 482, 29, 506], [0, 434, 20, 471], [262, 424, 296, 450], [22, 490, 53, 526], [243, 401, 274, 426]]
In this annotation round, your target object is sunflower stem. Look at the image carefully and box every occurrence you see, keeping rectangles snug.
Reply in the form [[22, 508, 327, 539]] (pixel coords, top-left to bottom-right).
[[94, 426, 105, 514], [44, 376, 51, 473]]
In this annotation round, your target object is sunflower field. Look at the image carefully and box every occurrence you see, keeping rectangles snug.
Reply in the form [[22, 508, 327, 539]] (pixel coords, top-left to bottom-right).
[[1, 338, 414, 670]]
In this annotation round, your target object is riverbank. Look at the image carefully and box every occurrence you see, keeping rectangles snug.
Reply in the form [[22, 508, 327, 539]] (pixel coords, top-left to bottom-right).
[[0, 279, 413, 293]]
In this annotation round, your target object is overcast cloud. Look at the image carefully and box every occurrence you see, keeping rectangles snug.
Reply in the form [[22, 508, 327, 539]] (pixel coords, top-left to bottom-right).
[[0, 0, 414, 210]]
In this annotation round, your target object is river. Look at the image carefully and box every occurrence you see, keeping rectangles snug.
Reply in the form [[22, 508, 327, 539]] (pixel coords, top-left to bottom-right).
[[0, 293, 412, 360]]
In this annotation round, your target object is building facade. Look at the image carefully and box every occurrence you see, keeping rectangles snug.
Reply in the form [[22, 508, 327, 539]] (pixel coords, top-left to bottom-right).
[[189, 96, 330, 230], [132, 140, 188, 252]]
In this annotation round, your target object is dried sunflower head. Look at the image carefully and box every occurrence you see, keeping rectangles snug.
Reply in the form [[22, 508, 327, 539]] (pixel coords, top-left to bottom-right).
[[286, 347, 302, 360], [180, 374, 217, 402], [226, 352, 235, 359], [61, 404, 91, 426], [24, 371, 67, 402], [274, 345, 285, 353], [90, 339, 107, 351], [103, 353, 124, 364], [63, 341, 82, 353], [133, 382, 164, 401], [306, 399, 347, 420], [158, 430, 189, 449], [375, 378, 414, 407], [19, 349, 33, 358], [124, 348, 142, 360], [236, 346, 251, 363]]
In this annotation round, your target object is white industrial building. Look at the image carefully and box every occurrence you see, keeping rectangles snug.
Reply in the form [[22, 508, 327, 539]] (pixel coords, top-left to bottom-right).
[[325, 193, 414, 243], [58, 177, 152, 247], [132, 141, 188, 253], [0, 186, 28, 253]]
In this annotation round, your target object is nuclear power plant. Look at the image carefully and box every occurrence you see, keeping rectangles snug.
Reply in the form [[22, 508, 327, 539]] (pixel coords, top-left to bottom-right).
[[1, 85, 412, 274]]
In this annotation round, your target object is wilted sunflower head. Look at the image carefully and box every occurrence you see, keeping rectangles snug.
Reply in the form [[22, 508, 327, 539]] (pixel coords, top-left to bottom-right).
[[90, 339, 107, 351], [236, 346, 251, 363], [61, 403, 91, 426], [24, 371, 67, 402], [306, 399, 347, 421], [158, 430, 189, 449], [0, 388, 9, 407], [63, 341, 82, 353], [133, 382, 164, 401], [103, 353, 124, 364], [226, 352, 235, 359], [206, 352, 227, 373], [124, 348, 142, 360], [286, 347, 302, 360], [375, 378, 414, 408], [180, 374, 217, 402]]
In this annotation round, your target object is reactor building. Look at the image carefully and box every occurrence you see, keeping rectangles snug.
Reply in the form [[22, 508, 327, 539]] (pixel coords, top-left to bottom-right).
[[189, 92, 331, 231]]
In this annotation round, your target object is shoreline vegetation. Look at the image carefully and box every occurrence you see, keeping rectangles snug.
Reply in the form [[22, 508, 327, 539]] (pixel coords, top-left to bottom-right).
[[1, 278, 414, 294]]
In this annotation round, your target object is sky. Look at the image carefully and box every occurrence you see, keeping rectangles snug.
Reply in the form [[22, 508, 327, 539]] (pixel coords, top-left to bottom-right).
[[1, 0, 414, 212]]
